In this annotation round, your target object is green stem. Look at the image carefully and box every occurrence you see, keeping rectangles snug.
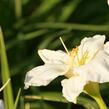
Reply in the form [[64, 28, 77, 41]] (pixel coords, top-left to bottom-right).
[[93, 95, 107, 109], [84, 82, 107, 109]]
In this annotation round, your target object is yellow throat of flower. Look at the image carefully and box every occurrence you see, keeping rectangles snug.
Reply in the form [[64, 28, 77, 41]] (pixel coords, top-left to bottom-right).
[[59, 37, 89, 78], [70, 47, 89, 66], [65, 47, 89, 78], [70, 47, 78, 57]]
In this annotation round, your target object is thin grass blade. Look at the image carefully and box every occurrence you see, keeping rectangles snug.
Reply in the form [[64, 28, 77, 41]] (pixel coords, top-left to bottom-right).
[[14, 88, 21, 109], [0, 27, 14, 109]]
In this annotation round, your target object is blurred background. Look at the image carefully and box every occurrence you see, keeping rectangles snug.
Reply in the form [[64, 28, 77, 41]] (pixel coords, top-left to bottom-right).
[[0, 0, 109, 109]]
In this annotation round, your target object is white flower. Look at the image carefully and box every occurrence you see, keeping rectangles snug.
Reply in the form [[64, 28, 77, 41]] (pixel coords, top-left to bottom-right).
[[24, 35, 109, 103]]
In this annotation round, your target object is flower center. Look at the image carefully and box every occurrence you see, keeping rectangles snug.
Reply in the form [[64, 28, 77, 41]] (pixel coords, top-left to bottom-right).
[[70, 47, 78, 57], [70, 47, 89, 66], [65, 47, 89, 78]]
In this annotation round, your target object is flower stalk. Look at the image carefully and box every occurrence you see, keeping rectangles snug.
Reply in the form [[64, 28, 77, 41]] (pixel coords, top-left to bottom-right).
[[84, 82, 107, 109], [94, 95, 107, 109]]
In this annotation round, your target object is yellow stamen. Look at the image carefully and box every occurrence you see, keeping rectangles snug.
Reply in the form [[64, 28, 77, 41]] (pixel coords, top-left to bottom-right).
[[70, 47, 78, 57], [78, 51, 89, 65], [70, 47, 89, 66]]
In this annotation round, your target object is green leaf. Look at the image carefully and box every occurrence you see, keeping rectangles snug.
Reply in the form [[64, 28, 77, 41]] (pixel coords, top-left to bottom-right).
[[17, 29, 48, 40], [31, 0, 61, 18], [14, 0, 22, 19], [22, 22, 109, 32], [0, 27, 14, 109], [25, 92, 99, 109], [59, 0, 81, 22], [14, 88, 21, 109], [25, 92, 67, 103]]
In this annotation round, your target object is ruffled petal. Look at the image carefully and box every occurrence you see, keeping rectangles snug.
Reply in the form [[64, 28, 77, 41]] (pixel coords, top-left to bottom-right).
[[74, 50, 109, 83], [78, 35, 105, 61], [61, 76, 86, 103], [24, 64, 68, 89], [38, 49, 68, 64]]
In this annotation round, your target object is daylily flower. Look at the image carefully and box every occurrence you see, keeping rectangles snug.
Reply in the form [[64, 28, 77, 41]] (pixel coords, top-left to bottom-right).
[[24, 35, 109, 103]]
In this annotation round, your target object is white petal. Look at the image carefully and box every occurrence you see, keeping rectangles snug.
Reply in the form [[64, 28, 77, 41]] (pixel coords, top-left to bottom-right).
[[104, 42, 109, 54], [61, 76, 86, 103], [74, 50, 109, 83], [24, 64, 68, 89], [38, 49, 68, 64], [0, 100, 4, 109], [107, 0, 109, 5], [78, 35, 105, 60]]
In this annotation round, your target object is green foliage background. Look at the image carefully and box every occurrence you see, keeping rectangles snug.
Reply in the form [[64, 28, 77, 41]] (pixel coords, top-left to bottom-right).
[[0, 0, 109, 109]]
